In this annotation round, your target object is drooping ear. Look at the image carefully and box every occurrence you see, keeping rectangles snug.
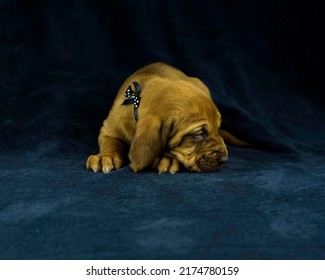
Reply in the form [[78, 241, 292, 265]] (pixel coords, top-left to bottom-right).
[[129, 117, 166, 172]]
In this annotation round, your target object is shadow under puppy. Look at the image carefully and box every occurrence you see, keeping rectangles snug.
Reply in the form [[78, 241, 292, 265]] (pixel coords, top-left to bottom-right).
[[87, 62, 248, 173]]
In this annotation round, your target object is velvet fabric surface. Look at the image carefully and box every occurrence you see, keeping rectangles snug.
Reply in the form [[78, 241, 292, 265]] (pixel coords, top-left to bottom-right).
[[0, 0, 324, 259]]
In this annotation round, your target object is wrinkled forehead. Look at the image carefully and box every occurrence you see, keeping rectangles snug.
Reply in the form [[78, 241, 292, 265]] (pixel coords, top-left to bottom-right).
[[164, 90, 222, 143], [194, 102, 222, 129], [168, 111, 221, 148], [168, 121, 206, 148]]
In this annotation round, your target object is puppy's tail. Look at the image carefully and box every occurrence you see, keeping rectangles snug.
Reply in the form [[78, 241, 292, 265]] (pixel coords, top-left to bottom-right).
[[219, 129, 252, 148]]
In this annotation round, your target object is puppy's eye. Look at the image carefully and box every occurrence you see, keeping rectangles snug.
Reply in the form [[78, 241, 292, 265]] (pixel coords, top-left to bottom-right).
[[190, 133, 204, 141]]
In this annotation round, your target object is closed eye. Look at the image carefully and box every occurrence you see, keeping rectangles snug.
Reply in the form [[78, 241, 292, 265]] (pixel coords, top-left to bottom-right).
[[190, 133, 204, 141]]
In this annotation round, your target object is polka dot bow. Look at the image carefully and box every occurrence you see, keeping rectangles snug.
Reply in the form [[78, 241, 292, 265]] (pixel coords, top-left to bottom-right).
[[121, 82, 141, 121]]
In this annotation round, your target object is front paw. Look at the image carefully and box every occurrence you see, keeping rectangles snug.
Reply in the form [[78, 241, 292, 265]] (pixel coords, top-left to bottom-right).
[[86, 153, 123, 173], [152, 156, 181, 174]]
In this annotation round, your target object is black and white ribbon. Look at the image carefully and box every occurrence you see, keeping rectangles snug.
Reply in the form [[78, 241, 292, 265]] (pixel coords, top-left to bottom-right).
[[121, 82, 141, 121]]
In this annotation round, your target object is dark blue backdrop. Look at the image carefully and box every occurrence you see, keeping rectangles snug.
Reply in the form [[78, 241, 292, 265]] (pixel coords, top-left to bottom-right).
[[0, 0, 324, 259]]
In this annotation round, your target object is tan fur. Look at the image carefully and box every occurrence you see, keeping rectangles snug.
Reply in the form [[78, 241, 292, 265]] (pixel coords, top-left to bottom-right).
[[86, 62, 246, 173]]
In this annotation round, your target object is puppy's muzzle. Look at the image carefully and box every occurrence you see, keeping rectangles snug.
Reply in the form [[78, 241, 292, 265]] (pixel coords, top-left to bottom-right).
[[196, 151, 228, 172]]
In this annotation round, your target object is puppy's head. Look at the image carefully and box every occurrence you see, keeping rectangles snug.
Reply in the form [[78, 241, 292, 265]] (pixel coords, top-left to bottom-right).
[[128, 80, 228, 172], [167, 93, 228, 172]]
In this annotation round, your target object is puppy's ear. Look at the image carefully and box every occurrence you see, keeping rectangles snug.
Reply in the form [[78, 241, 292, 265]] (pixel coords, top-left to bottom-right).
[[129, 117, 166, 172]]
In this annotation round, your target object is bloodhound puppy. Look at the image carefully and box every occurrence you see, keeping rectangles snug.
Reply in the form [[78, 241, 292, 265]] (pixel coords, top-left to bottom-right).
[[86, 62, 248, 173]]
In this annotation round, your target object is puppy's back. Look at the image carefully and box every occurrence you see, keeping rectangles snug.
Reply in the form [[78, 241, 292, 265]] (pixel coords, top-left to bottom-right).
[[128, 62, 211, 97], [133, 62, 188, 81]]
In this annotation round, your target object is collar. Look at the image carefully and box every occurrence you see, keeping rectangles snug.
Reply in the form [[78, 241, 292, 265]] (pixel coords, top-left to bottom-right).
[[121, 82, 141, 121]]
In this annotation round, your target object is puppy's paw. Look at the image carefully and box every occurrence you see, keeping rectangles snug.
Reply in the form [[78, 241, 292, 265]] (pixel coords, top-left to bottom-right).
[[86, 153, 123, 173], [153, 156, 180, 174]]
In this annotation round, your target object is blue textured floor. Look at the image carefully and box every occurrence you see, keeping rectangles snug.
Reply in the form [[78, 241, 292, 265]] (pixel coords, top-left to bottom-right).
[[1, 146, 324, 259]]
